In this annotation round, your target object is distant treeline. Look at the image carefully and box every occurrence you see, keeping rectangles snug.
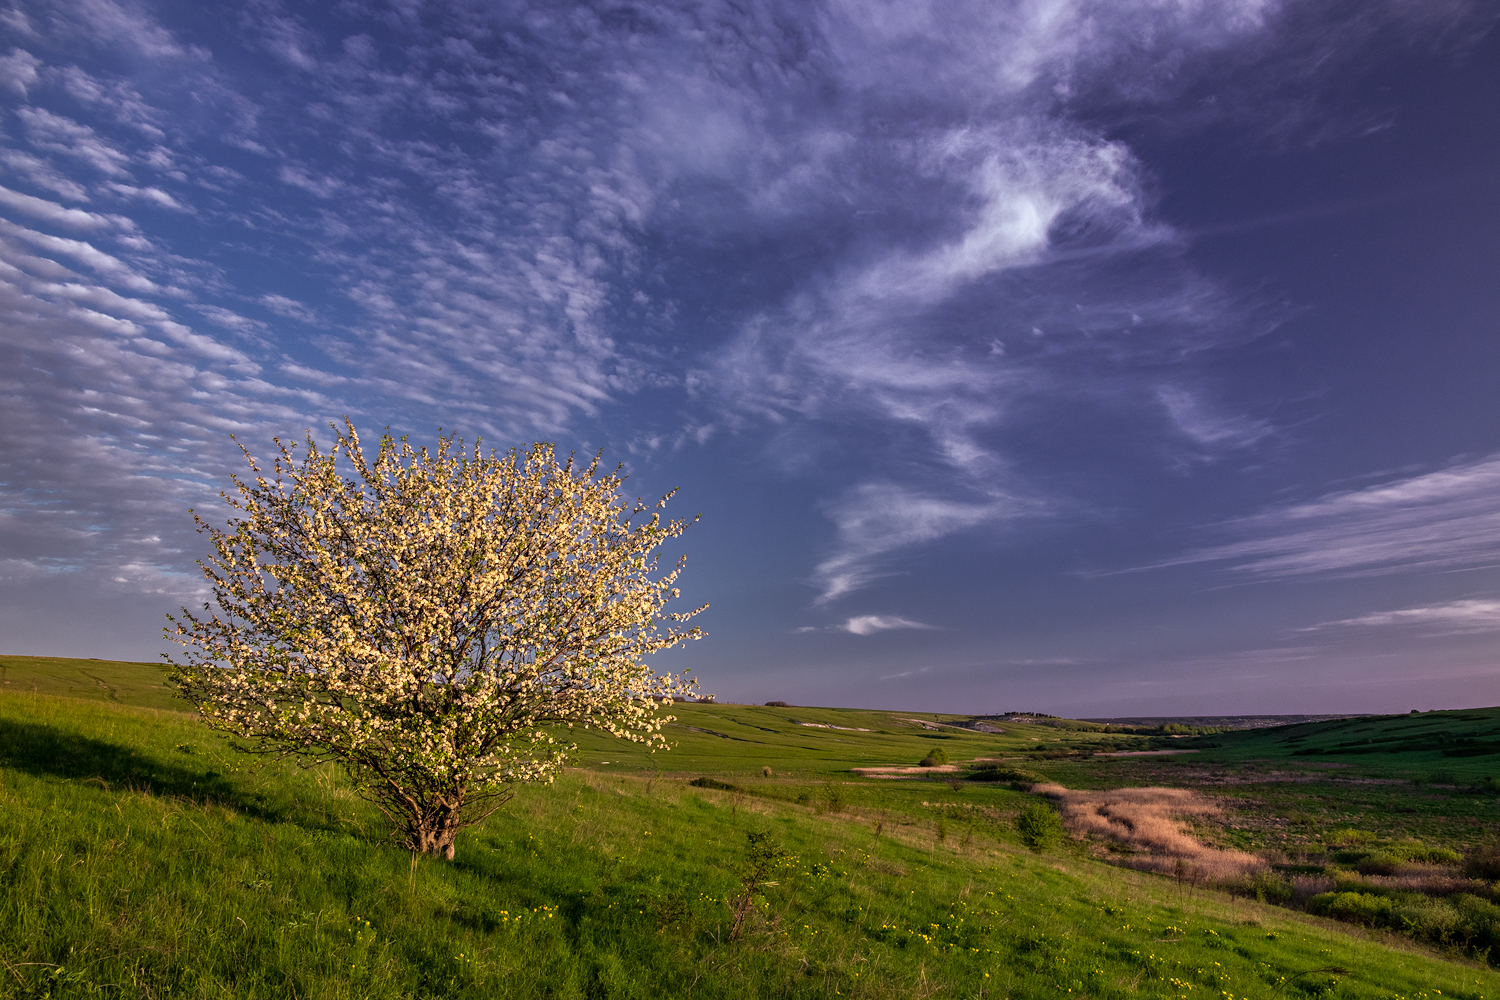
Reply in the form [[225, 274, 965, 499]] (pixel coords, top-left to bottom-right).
[[969, 716, 1224, 737], [1079, 714, 1373, 731]]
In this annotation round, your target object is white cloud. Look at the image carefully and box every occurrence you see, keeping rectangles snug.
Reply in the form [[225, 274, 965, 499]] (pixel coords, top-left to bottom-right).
[[0, 183, 128, 230], [276, 164, 342, 198], [54, 66, 164, 139], [814, 483, 1024, 602], [258, 293, 319, 324], [17, 107, 132, 177], [0, 149, 93, 201], [841, 615, 937, 636], [1157, 385, 1274, 454], [1142, 452, 1500, 579], [0, 47, 40, 98], [879, 665, 934, 681], [193, 304, 267, 335], [104, 183, 188, 211], [1304, 599, 1500, 635], [0, 218, 157, 292], [67, 0, 201, 61]]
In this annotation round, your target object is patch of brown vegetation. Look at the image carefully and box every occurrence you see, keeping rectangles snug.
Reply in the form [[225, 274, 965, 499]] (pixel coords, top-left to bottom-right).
[[1033, 783, 1265, 880], [849, 764, 959, 778]]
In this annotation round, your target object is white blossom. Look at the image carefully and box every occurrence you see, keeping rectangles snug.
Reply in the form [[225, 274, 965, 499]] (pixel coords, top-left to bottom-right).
[[167, 419, 704, 858]]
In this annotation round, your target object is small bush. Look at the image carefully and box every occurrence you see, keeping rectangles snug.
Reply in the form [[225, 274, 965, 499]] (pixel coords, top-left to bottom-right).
[[728, 832, 792, 941], [1356, 852, 1402, 876], [819, 781, 847, 814], [1389, 895, 1463, 940], [1325, 828, 1376, 847], [764, 700, 791, 707], [761, 766, 773, 777], [1387, 839, 1463, 865], [1335, 838, 1462, 874], [967, 764, 1042, 787], [690, 777, 740, 792], [1224, 870, 1293, 904], [1308, 891, 1393, 926], [1016, 802, 1063, 851], [919, 748, 950, 767], [1464, 839, 1500, 880]]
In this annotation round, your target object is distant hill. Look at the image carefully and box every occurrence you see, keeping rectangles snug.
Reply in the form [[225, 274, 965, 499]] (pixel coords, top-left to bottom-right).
[[1188, 706, 1500, 777], [0, 654, 182, 712], [1082, 714, 1371, 730]]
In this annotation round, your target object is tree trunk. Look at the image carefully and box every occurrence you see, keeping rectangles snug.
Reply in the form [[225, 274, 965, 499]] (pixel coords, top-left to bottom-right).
[[412, 823, 459, 859], [408, 800, 462, 859], [389, 788, 468, 859]]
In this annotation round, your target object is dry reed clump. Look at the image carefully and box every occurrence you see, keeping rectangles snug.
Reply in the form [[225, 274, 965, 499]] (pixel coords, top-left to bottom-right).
[[1290, 874, 1337, 905], [1335, 868, 1497, 899], [1032, 783, 1265, 881]]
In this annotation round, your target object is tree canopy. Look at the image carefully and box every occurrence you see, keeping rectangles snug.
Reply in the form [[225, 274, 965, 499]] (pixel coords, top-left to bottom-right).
[[168, 420, 704, 857]]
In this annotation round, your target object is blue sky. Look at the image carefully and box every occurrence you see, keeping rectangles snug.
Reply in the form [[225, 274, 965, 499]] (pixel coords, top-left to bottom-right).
[[2, 0, 1498, 715]]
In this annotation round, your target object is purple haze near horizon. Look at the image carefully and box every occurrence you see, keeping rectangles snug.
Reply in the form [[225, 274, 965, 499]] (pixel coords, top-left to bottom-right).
[[1, 0, 1498, 716]]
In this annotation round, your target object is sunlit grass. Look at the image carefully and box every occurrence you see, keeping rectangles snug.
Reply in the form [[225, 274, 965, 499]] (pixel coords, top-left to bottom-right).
[[3, 687, 1498, 998]]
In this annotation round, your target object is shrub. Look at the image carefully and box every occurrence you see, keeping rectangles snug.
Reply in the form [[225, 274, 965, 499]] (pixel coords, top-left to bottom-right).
[[728, 832, 792, 941], [1016, 801, 1063, 851], [1387, 839, 1463, 865], [1224, 870, 1293, 904], [764, 701, 791, 707], [1389, 895, 1462, 940], [1326, 828, 1376, 847], [967, 764, 1042, 787], [1464, 839, 1500, 880], [1454, 894, 1500, 955], [690, 777, 740, 792], [1307, 891, 1393, 926], [919, 748, 950, 767], [819, 781, 847, 814], [1356, 852, 1402, 876]]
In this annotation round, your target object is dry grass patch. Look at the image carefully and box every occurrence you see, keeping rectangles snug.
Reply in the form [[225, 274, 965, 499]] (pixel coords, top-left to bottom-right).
[[1034, 782, 1265, 880]]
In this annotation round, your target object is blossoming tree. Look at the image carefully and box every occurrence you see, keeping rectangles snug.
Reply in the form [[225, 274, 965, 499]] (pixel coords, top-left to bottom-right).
[[168, 420, 704, 858]]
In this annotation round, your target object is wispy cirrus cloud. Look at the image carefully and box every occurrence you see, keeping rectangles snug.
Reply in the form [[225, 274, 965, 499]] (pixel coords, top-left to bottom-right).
[[812, 483, 1031, 603], [1157, 386, 1274, 452], [1302, 599, 1500, 635], [1137, 452, 1500, 580]]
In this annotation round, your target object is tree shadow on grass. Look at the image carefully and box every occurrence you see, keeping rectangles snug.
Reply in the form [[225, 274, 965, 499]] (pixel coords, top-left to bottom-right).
[[0, 716, 283, 822]]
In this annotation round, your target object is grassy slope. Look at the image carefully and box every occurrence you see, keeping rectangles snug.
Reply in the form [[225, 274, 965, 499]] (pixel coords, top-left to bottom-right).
[[1190, 709, 1500, 782], [0, 655, 182, 713], [1, 658, 1497, 998], [572, 702, 1101, 777]]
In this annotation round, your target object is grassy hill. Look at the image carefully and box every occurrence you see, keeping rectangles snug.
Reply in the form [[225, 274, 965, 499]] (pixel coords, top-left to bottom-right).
[[2, 656, 1497, 998], [1189, 708, 1500, 781], [0, 654, 183, 712]]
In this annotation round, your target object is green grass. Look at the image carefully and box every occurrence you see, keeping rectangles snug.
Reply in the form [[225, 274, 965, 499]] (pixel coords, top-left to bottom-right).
[[1189, 708, 1500, 784], [0, 655, 183, 713], [2, 658, 1498, 997]]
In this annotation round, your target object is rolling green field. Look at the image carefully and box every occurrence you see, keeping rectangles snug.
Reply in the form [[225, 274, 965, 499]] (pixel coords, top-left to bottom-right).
[[1, 655, 1497, 998], [0, 656, 182, 713]]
